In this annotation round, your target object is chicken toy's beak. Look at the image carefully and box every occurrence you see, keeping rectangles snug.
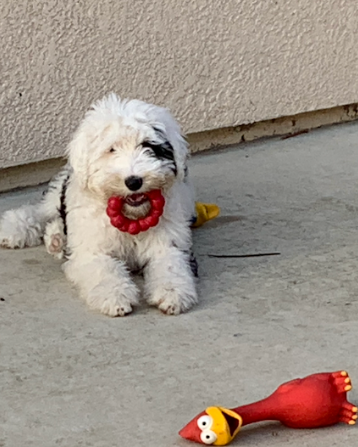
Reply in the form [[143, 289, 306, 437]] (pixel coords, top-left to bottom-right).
[[179, 420, 202, 443], [179, 407, 243, 446]]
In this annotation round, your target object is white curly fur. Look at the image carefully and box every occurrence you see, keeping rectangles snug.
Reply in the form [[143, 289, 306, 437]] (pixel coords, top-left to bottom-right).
[[0, 93, 198, 316]]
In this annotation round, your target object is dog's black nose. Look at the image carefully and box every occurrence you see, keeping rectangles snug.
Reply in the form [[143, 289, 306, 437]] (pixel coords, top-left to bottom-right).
[[125, 175, 143, 191]]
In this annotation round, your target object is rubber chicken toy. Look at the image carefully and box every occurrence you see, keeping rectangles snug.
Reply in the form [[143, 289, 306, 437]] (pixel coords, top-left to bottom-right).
[[179, 371, 357, 446]]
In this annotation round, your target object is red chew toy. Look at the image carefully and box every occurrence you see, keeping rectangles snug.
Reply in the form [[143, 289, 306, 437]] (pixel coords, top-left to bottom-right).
[[179, 371, 357, 446], [106, 189, 165, 235]]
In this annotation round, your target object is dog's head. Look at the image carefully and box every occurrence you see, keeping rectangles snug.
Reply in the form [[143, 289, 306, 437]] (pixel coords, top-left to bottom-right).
[[67, 93, 188, 218]]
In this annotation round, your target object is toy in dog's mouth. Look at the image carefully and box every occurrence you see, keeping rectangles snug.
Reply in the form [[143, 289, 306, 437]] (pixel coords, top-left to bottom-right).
[[124, 193, 149, 207], [106, 189, 165, 235]]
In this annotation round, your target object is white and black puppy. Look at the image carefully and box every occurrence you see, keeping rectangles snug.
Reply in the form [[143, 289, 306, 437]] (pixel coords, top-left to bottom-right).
[[0, 94, 198, 316]]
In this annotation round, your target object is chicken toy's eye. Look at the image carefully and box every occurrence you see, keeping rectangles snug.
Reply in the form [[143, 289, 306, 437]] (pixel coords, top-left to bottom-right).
[[200, 430, 217, 445], [197, 415, 213, 430]]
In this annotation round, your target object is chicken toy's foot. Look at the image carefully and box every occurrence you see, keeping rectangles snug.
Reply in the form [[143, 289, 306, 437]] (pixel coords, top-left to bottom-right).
[[332, 371, 353, 393], [338, 402, 358, 425]]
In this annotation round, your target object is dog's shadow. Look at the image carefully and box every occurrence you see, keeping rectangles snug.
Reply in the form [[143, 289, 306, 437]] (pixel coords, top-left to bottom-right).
[[229, 422, 340, 446], [200, 214, 244, 229], [190, 213, 283, 312]]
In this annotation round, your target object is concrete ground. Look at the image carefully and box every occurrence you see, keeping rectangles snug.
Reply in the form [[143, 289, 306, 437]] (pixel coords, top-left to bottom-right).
[[1, 121, 358, 447]]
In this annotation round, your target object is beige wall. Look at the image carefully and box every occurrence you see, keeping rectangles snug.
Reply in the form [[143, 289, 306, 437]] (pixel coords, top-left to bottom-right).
[[1, 0, 358, 169]]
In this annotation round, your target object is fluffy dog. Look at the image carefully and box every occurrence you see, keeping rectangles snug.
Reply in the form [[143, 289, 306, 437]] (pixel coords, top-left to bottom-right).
[[0, 94, 198, 316]]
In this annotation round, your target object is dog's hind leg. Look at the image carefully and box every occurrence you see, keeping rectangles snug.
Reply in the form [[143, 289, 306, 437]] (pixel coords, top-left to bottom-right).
[[0, 202, 50, 249], [0, 167, 70, 249]]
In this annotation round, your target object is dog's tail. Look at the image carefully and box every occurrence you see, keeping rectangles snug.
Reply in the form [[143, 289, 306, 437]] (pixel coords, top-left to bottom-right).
[[0, 167, 70, 249]]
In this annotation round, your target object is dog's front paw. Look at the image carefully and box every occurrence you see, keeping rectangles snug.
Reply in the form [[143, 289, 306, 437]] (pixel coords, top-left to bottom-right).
[[148, 287, 198, 315], [87, 283, 139, 317], [100, 296, 136, 317]]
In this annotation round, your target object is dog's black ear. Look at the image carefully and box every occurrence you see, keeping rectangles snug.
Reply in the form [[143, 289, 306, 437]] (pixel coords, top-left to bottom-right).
[[143, 127, 177, 175]]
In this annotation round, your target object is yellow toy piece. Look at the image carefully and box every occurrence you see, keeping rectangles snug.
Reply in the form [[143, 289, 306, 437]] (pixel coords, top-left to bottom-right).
[[192, 202, 220, 228]]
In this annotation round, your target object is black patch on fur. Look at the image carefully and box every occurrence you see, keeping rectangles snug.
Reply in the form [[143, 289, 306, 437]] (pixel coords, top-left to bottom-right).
[[188, 251, 199, 278], [144, 127, 177, 175], [189, 215, 197, 226], [143, 140, 177, 175], [59, 174, 70, 236], [181, 249, 198, 278], [171, 243, 199, 278], [184, 165, 188, 178], [42, 182, 57, 197]]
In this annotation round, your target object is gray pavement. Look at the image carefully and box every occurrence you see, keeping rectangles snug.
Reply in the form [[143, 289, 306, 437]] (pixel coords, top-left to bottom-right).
[[1, 121, 358, 446]]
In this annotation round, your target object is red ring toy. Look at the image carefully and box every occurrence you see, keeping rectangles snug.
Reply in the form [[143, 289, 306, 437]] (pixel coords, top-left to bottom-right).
[[106, 189, 165, 235]]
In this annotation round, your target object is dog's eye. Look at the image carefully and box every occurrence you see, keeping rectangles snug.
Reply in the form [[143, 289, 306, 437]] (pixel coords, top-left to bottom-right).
[[109, 148, 116, 153]]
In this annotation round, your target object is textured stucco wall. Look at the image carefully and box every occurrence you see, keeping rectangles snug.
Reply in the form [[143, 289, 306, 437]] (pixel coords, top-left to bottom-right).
[[1, 0, 358, 168]]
